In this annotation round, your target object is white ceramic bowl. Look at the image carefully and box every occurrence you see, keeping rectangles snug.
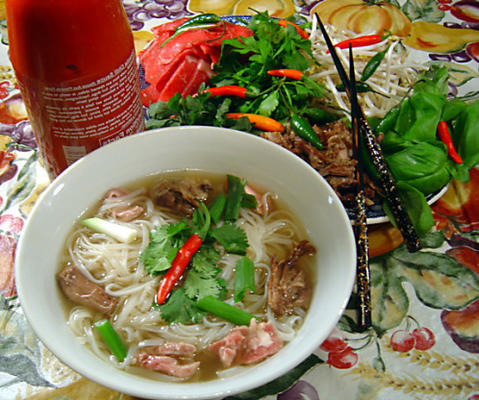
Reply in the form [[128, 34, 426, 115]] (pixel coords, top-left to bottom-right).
[[16, 126, 356, 400]]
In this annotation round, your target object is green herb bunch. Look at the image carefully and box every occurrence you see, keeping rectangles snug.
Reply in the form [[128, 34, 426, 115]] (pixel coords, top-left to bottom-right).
[[146, 11, 325, 131], [140, 175, 258, 324]]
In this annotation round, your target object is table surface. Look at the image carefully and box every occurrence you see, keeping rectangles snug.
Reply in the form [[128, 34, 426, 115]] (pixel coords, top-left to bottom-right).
[[1, 1, 479, 399]]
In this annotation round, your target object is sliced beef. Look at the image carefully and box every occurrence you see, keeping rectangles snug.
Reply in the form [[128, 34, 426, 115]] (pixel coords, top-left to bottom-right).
[[103, 188, 145, 222], [110, 205, 144, 222], [151, 178, 212, 217], [136, 341, 199, 378], [267, 240, 316, 317], [240, 320, 283, 365], [136, 353, 200, 378], [57, 266, 118, 315], [139, 18, 253, 105], [209, 319, 283, 367], [209, 327, 249, 368], [261, 120, 380, 207]]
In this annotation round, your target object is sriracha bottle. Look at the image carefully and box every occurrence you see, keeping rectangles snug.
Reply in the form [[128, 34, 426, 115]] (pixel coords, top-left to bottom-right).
[[6, 0, 145, 179]]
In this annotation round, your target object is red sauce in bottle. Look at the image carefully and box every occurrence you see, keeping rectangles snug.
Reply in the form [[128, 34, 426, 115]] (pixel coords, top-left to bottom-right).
[[6, 0, 145, 179]]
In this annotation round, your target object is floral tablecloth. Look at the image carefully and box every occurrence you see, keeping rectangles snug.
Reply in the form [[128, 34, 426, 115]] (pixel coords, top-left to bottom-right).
[[1, 0, 479, 399]]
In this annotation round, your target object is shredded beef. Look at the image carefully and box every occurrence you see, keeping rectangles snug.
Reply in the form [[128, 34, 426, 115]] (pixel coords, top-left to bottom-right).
[[260, 120, 380, 207], [150, 178, 212, 216], [268, 240, 316, 317]]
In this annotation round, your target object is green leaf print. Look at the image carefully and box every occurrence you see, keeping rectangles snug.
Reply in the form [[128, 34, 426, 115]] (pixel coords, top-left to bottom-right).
[[370, 259, 410, 336], [402, 0, 445, 22], [391, 246, 479, 309], [0, 307, 53, 387], [0, 150, 38, 213]]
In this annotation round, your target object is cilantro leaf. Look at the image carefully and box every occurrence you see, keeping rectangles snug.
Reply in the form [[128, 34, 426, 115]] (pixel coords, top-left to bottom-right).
[[191, 246, 221, 277], [140, 224, 185, 274], [159, 287, 205, 324], [258, 91, 279, 116], [210, 223, 249, 255], [183, 269, 227, 300]]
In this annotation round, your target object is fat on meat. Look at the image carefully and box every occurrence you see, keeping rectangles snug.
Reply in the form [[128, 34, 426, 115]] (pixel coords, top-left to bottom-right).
[[57, 266, 118, 316], [209, 319, 283, 367], [267, 240, 316, 317], [151, 342, 197, 358]]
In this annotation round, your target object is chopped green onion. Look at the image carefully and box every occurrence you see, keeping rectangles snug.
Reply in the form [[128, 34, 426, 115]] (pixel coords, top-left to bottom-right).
[[94, 319, 128, 361], [196, 295, 257, 325], [80, 217, 137, 243], [234, 257, 255, 302], [209, 193, 226, 225], [240, 192, 258, 210], [224, 175, 245, 222]]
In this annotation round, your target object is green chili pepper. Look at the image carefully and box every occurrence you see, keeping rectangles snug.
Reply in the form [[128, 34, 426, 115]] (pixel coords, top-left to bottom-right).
[[336, 82, 371, 93], [375, 103, 400, 134], [94, 319, 128, 361], [290, 115, 323, 150], [161, 14, 222, 47], [360, 45, 390, 82], [177, 13, 221, 29], [305, 108, 339, 124]]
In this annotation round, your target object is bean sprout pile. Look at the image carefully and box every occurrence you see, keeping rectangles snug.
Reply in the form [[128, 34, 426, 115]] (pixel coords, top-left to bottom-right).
[[308, 21, 426, 118]]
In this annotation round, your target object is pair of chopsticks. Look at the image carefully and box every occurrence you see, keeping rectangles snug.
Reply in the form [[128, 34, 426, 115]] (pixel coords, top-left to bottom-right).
[[316, 16, 421, 330]]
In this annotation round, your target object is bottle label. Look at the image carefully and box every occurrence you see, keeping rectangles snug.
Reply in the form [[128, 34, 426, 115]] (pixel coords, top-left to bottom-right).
[[18, 49, 145, 178]]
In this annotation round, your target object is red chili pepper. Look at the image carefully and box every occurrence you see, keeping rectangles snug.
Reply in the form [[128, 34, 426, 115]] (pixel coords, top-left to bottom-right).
[[156, 233, 203, 305], [437, 120, 463, 164], [332, 34, 384, 51], [226, 113, 284, 132], [267, 69, 303, 80], [278, 19, 309, 39], [204, 85, 248, 98]]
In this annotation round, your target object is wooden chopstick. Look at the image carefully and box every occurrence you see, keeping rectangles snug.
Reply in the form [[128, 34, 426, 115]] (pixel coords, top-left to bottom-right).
[[349, 45, 372, 330], [315, 15, 421, 253]]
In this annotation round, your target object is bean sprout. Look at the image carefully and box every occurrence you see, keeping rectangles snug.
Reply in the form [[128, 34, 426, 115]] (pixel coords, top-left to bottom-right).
[[308, 21, 426, 118]]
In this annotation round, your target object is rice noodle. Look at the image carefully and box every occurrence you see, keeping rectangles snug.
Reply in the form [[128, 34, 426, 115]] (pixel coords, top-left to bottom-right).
[[60, 180, 312, 378], [308, 21, 426, 118]]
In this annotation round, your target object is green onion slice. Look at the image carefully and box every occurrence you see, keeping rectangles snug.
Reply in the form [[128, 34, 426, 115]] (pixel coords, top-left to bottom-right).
[[196, 296, 257, 325], [94, 319, 128, 361], [234, 257, 255, 303]]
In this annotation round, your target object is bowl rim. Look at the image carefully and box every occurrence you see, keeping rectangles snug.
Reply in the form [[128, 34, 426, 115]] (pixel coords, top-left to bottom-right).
[[15, 126, 356, 399]]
